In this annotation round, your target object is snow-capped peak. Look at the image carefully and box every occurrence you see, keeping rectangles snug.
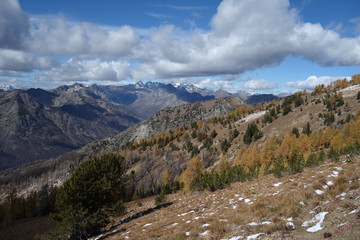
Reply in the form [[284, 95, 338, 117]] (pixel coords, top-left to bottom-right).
[[134, 81, 145, 88], [0, 84, 16, 91]]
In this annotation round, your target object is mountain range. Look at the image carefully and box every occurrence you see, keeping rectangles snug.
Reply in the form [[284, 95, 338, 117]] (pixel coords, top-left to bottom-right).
[[0, 82, 277, 171]]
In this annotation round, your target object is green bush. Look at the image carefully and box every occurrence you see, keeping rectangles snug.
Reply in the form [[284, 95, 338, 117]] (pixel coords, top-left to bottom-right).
[[54, 153, 127, 239]]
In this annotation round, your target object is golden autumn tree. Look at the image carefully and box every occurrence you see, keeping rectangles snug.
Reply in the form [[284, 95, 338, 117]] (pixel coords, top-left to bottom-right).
[[217, 155, 229, 173], [180, 156, 205, 191]]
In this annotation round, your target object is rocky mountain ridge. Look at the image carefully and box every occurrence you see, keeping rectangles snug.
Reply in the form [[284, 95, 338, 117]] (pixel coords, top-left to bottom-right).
[[0, 96, 246, 198]]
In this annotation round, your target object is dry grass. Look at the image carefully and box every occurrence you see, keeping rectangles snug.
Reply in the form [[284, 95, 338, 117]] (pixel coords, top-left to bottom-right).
[[93, 157, 360, 240]]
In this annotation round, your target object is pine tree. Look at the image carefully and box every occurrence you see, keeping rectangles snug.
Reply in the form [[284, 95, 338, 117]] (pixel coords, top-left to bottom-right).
[[55, 153, 127, 239]]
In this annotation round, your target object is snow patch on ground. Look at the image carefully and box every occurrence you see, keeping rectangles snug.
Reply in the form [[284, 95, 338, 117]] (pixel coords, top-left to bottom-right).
[[273, 182, 282, 187], [302, 212, 329, 233], [246, 233, 264, 239], [329, 171, 339, 178], [239, 111, 267, 123], [339, 84, 360, 97], [229, 236, 243, 240], [349, 209, 359, 215], [248, 221, 270, 226], [315, 189, 325, 195], [200, 230, 210, 236]]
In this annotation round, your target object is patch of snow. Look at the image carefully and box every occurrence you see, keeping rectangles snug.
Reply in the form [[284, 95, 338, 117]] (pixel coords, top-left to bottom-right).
[[244, 199, 251, 203], [315, 189, 325, 195], [240, 111, 267, 123], [164, 222, 179, 229], [286, 217, 293, 222], [336, 192, 347, 198], [334, 166, 343, 171], [302, 212, 328, 233], [232, 205, 237, 209], [229, 236, 243, 240], [329, 171, 339, 177], [326, 181, 333, 186], [200, 230, 210, 236], [286, 221, 296, 230], [273, 182, 282, 187], [349, 209, 359, 215], [338, 222, 348, 227], [178, 210, 195, 216], [186, 232, 190, 236], [203, 223, 211, 227], [300, 201, 306, 206], [246, 233, 264, 240], [220, 219, 228, 222], [248, 221, 271, 226], [272, 191, 280, 196], [143, 223, 152, 227]]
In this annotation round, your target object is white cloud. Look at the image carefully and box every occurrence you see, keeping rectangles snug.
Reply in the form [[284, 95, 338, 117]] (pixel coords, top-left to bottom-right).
[[0, 49, 53, 71], [1, 0, 360, 89], [28, 17, 139, 57], [286, 76, 348, 90], [244, 79, 278, 90], [133, 0, 360, 80], [37, 58, 130, 83], [0, 0, 29, 50]]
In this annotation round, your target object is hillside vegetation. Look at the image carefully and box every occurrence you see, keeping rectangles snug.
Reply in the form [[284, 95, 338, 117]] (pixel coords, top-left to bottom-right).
[[1, 75, 360, 239]]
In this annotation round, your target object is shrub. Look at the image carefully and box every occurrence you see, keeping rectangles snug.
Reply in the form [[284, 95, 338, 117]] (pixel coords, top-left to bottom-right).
[[54, 153, 127, 239]]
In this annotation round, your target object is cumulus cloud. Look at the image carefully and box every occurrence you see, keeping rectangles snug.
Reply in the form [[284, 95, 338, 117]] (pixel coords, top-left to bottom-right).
[[132, 0, 360, 80], [28, 17, 139, 57], [37, 58, 130, 83], [0, 49, 53, 71], [244, 79, 278, 90], [0, 0, 29, 50], [286, 75, 348, 90], [1, 0, 360, 88]]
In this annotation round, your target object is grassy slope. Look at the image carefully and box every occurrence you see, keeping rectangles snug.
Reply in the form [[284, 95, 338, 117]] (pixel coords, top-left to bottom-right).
[[95, 156, 360, 240]]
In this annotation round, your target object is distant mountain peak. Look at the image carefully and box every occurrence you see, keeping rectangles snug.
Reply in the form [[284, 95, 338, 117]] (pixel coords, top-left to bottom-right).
[[0, 84, 16, 91], [134, 81, 145, 88]]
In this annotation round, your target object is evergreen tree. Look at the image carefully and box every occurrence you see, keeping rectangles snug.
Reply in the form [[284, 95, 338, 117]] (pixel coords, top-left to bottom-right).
[[55, 153, 127, 239], [291, 127, 300, 138], [302, 122, 312, 136], [243, 123, 263, 145]]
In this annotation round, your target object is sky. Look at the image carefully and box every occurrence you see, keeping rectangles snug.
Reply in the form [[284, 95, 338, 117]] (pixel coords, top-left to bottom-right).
[[0, 0, 360, 94]]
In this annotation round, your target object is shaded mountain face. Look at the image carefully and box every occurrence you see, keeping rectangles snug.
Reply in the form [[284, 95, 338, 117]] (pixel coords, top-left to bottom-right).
[[245, 94, 278, 105], [0, 82, 216, 171], [0, 88, 141, 171]]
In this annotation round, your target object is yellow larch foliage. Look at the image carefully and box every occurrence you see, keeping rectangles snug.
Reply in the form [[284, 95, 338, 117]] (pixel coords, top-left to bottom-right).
[[279, 134, 297, 161], [161, 169, 170, 186], [351, 74, 360, 85], [179, 156, 205, 191], [233, 146, 247, 166], [344, 117, 360, 141], [260, 136, 280, 165], [296, 134, 312, 154], [217, 155, 229, 173]]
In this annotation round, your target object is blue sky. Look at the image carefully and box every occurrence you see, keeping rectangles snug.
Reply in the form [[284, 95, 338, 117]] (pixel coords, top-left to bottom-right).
[[1, 0, 360, 94]]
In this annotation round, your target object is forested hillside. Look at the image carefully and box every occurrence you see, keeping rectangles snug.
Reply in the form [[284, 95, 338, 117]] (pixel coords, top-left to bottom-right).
[[1, 75, 360, 240]]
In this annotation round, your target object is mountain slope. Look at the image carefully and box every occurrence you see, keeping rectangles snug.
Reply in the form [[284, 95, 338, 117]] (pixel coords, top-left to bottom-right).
[[0, 88, 141, 170], [92, 157, 360, 240], [0, 82, 218, 171], [0, 96, 246, 197]]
